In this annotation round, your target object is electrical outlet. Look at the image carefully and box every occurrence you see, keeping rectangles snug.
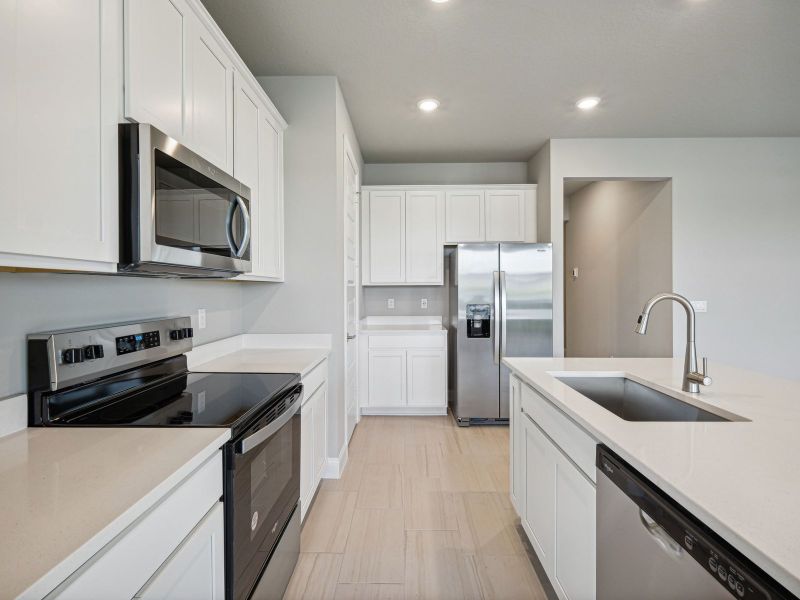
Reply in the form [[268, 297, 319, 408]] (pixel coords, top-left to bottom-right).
[[691, 300, 708, 313], [198, 308, 207, 329], [387, 298, 395, 310], [420, 298, 428, 309]]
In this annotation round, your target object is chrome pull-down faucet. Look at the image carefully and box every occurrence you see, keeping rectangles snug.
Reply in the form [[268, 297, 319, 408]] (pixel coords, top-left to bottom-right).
[[635, 292, 712, 393]]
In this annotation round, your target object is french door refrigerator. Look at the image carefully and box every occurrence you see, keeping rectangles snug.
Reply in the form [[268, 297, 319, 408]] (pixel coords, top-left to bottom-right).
[[448, 243, 553, 425]]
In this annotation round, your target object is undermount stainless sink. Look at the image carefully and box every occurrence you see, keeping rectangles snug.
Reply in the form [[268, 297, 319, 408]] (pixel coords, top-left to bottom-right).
[[556, 376, 729, 422]]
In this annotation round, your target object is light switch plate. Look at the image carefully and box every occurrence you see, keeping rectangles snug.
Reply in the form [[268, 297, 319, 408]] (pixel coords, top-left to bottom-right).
[[387, 298, 395, 310], [198, 308, 207, 329], [421, 298, 428, 309], [691, 300, 708, 313]]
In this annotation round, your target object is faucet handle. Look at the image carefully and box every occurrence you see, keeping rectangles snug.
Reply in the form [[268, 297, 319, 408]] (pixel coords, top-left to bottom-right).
[[701, 357, 712, 386]]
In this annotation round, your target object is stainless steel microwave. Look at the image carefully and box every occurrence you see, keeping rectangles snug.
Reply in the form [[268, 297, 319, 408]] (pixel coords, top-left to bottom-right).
[[119, 123, 252, 278]]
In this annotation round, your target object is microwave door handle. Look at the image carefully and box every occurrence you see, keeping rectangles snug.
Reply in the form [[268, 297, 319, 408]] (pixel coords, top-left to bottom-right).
[[234, 195, 251, 259], [237, 391, 302, 455], [225, 200, 239, 256]]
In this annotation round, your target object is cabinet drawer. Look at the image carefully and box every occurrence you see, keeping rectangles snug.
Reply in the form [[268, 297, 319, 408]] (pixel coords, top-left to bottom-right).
[[48, 452, 223, 599], [520, 384, 596, 482], [367, 335, 445, 349], [302, 358, 328, 402]]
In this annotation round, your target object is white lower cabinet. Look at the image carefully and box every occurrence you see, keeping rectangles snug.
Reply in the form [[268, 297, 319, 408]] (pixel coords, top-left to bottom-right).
[[135, 502, 225, 600], [361, 331, 447, 414], [406, 350, 446, 407], [47, 452, 223, 600], [512, 378, 597, 600], [300, 360, 328, 521]]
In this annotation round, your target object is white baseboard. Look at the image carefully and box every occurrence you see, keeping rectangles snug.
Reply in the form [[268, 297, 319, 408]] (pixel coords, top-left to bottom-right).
[[360, 406, 447, 416], [322, 442, 348, 479]]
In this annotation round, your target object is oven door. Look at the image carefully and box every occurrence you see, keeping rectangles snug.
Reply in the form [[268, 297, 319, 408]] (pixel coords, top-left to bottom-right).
[[226, 387, 302, 600], [121, 123, 252, 277]]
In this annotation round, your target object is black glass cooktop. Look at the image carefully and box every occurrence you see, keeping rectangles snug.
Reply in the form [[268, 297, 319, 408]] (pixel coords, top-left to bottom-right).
[[45, 357, 299, 435]]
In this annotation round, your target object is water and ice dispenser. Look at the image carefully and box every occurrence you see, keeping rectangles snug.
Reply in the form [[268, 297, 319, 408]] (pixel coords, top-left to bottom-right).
[[466, 304, 491, 338]]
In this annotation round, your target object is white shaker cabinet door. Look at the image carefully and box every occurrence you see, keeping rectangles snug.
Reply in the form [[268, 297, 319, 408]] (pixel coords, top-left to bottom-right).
[[135, 502, 225, 600], [510, 375, 525, 513], [405, 191, 444, 284], [256, 112, 284, 280], [523, 412, 556, 564], [553, 451, 596, 600], [233, 73, 261, 272], [485, 189, 525, 242], [368, 350, 406, 407], [406, 350, 446, 407], [312, 384, 327, 481], [445, 190, 485, 243], [125, 0, 190, 141], [0, 0, 121, 266], [364, 191, 405, 284], [300, 399, 314, 520], [188, 20, 233, 171]]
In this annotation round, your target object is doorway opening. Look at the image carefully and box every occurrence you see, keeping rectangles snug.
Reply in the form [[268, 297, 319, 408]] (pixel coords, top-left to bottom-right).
[[563, 179, 672, 358]]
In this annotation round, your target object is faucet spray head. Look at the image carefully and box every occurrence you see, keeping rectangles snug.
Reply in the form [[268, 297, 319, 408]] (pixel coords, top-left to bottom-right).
[[635, 312, 649, 335]]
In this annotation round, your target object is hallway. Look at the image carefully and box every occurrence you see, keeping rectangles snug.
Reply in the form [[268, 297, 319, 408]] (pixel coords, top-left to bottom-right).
[[284, 416, 548, 599]]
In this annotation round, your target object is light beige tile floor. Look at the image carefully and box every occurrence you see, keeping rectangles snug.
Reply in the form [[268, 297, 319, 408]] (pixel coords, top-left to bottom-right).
[[284, 415, 549, 600]]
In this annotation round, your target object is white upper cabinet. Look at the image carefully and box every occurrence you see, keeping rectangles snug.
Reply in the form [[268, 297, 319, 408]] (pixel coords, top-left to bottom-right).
[[255, 112, 284, 280], [188, 21, 234, 171], [361, 186, 535, 285], [362, 190, 445, 285], [485, 189, 525, 242], [445, 190, 485, 243], [125, 0, 190, 141], [405, 191, 444, 283], [0, 0, 122, 270], [364, 191, 406, 284]]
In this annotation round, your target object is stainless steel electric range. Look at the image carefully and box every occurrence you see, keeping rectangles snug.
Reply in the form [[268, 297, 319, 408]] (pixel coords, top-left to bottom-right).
[[27, 317, 301, 600]]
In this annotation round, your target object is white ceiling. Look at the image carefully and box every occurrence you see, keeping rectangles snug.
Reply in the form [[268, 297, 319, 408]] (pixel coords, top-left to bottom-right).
[[201, 0, 800, 163]]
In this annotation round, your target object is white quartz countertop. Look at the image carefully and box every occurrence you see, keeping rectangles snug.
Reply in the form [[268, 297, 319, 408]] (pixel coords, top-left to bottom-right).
[[359, 316, 446, 334], [0, 427, 230, 599], [191, 348, 329, 377], [503, 357, 800, 596]]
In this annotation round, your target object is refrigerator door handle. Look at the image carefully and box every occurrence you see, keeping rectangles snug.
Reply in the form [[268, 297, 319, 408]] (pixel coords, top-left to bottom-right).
[[493, 270, 501, 365], [500, 270, 508, 358]]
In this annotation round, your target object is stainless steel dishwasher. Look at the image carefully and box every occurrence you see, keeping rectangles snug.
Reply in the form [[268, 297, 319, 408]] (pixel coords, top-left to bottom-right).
[[596, 446, 796, 600]]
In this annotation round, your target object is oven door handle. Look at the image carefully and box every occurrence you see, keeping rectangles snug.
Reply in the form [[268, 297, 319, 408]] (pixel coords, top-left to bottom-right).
[[236, 391, 302, 455]]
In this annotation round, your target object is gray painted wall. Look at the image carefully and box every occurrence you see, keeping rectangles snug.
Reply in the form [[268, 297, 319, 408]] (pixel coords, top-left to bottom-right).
[[363, 162, 528, 185], [0, 273, 243, 399], [564, 181, 673, 358], [361, 285, 448, 320], [542, 138, 800, 380], [243, 76, 363, 459], [527, 142, 551, 242]]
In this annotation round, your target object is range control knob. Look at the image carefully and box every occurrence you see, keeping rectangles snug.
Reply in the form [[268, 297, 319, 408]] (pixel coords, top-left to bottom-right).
[[182, 327, 194, 339], [84, 344, 104, 360], [62, 348, 85, 364], [169, 329, 186, 341]]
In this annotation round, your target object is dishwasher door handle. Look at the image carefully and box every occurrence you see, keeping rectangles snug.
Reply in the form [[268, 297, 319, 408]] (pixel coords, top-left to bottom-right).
[[639, 508, 683, 558]]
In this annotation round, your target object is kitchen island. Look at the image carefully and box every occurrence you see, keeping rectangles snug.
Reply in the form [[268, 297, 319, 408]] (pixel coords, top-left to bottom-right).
[[503, 357, 800, 598]]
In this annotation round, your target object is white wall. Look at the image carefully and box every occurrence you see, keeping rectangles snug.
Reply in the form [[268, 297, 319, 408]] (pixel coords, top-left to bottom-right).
[[363, 162, 528, 185], [542, 138, 800, 379], [243, 76, 363, 460], [565, 180, 673, 358], [0, 273, 243, 399]]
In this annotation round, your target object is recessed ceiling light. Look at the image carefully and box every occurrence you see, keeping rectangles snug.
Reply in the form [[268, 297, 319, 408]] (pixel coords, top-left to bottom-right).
[[576, 96, 601, 110], [431, 0, 450, 3], [417, 98, 440, 112]]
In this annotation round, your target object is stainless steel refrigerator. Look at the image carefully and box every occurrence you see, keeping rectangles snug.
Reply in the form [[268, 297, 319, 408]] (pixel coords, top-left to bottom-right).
[[448, 243, 553, 425]]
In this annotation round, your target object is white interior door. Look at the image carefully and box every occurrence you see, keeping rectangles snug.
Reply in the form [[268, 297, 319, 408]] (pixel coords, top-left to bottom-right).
[[344, 137, 360, 444]]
